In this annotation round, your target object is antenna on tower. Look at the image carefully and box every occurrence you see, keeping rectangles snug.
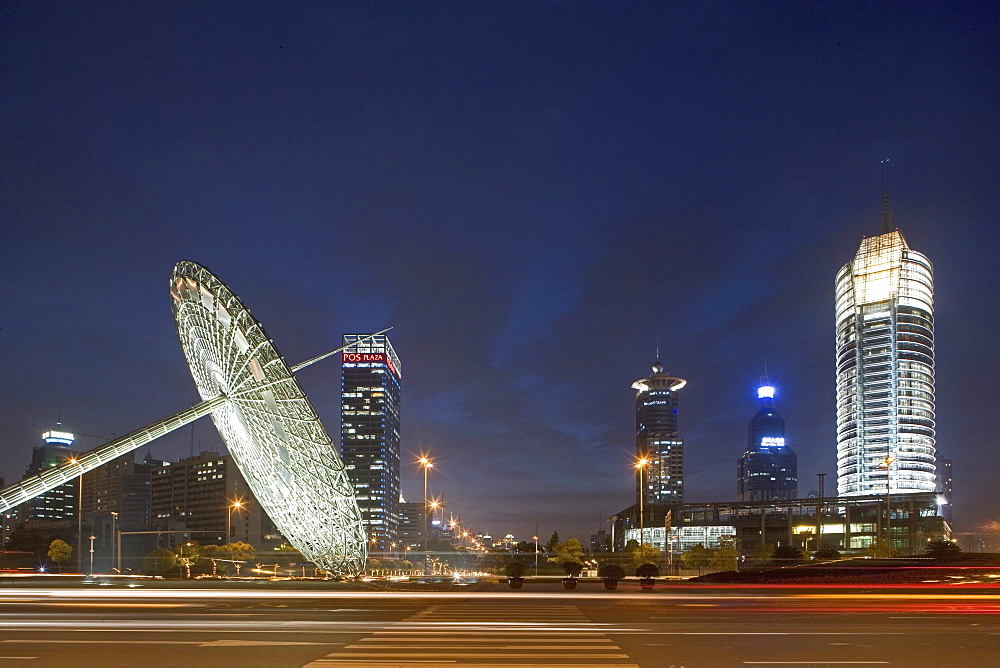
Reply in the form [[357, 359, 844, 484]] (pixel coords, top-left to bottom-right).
[[655, 338, 660, 362], [880, 159, 893, 234]]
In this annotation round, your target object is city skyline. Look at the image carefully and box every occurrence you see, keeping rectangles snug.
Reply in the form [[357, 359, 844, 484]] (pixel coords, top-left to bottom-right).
[[2, 4, 996, 543]]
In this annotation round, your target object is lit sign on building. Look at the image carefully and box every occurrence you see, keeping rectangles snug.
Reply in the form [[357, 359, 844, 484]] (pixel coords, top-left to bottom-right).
[[757, 385, 775, 399], [760, 436, 785, 449], [343, 352, 400, 378]]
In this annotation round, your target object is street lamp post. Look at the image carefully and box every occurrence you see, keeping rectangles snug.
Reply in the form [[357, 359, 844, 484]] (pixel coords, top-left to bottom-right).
[[228, 499, 244, 541], [69, 458, 83, 573], [88, 535, 96, 575], [634, 457, 649, 547], [532, 535, 539, 573], [110, 511, 119, 574], [418, 456, 434, 575], [877, 456, 898, 554]]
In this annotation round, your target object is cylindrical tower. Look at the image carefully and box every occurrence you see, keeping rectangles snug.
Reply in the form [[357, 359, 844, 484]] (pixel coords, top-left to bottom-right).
[[835, 228, 936, 496]]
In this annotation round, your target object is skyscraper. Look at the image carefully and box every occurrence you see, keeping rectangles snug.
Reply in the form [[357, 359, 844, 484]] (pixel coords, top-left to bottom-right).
[[341, 333, 401, 549], [835, 192, 936, 496], [738, 379, 797, 501], [632, 361, 686, 506], [14, 430, 78, 528]]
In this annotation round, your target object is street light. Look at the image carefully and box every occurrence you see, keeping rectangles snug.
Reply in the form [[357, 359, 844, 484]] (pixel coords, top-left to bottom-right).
[[532, 535, 539, 573], [876, 456, 898, 554], [110, 511, 119, 574], [635, 457, 649, 547], [88, 535, 96, 575], [69, 458, 83, 573], [418, 456, 434, 575], [227, 499, 244, 541]]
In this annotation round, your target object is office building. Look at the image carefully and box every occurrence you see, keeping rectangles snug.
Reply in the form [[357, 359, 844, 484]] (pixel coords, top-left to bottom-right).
[[341, 333, 401, 549], [737, 379, 797, 501], [14, 430, 78, 529], [835, 192, 936, 495], [632, 360, 687, 506], [150, 451, 263, 549]]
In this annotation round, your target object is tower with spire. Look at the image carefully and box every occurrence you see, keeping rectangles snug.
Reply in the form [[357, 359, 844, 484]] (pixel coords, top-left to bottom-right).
[[631, 353, 687, 507], [737, 374, 797, 501], [835, 167, 937, 496]]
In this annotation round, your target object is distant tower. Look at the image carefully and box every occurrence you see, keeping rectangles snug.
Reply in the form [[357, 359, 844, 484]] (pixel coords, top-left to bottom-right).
[[632, 360, 687, 506], [738, 378, 797, 501], [835, 175, 936, 495], [341, 333, 401, 549], [14, 429, 78, 526]]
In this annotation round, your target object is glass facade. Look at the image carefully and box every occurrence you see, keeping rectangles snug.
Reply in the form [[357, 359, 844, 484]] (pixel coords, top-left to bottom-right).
[[738, 384, 797, 501], [632, 362, 687, 506], [341, 334, 401, 549], [836, 230, 936, 495]]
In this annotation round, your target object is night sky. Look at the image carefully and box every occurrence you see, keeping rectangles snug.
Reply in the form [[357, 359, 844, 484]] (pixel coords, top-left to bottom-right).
[[2, 3, 997, 545]]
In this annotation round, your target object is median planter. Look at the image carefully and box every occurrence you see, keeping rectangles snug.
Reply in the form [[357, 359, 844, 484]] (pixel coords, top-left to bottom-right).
[[635, 563, 660, 591], [503, 561, 527, 590], [598, 562, 625, 591], [561, 560, 583, 590]]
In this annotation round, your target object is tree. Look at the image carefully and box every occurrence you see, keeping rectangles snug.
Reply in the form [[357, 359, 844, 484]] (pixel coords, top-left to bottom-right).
[[635, 562, 660, 579], [223, 541, 255, 575], [597, 562, 625, 582], [550, 538, 586, 566], [711, 535, 740, 572], [545, 531, 560, 553], [503, 561, 526, 579], [175, 542, 200, 578], [771, 545, 803, 562], [142, 548, 177, 576], [561, 561, 583, 578], [925, 540, 961, 561], [865, 541, 901, 559], [622, 539, 661, 571], [47, 539, 72, 573], [751, 542, 774, 563], [813, 548, 842, 561], [681, 543, 713, 575]]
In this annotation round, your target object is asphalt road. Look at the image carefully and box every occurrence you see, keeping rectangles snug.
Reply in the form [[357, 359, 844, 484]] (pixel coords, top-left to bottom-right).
[[0, 580, 997, 667]]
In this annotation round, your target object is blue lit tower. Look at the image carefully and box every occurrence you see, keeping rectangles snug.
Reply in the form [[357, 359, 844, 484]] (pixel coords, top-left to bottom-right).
[[15, 430, 78, 526], [632, 361, 687, 506], [737, 379, 797, 501], [340, 334, 401, 549]]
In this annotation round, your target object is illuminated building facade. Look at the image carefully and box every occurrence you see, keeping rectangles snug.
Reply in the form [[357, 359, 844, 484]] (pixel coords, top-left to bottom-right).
[[836, 197, 936, 496], [150, 451, 263, 548], [14, 430, 78, 528], [632, 361, 687, 506], [341, 334, 401, 549], [737, 381, 797, 501]]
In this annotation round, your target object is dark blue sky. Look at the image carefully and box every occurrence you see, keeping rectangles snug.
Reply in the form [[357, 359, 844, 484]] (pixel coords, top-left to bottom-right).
[[2, 2, 997, 544]]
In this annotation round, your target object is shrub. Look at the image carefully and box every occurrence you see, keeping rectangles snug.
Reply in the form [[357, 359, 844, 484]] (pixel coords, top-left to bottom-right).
[[598, 562, 625, 581], [503, 561, 526, 579], [635, 562, 660, 578], [562, 561, 583, 577]]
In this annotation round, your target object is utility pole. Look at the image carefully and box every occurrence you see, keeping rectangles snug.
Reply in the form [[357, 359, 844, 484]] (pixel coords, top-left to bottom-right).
[[816, 473, 826, 552]]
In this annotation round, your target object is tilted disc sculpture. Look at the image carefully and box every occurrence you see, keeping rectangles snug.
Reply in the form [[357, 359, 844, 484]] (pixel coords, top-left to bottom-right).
[[0, 261, 371, 577], [171, 261, 367, 575]]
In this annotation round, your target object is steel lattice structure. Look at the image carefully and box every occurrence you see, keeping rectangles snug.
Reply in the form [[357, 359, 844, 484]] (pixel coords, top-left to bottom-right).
[[171, 261, 366, 574], [0, 262, 369, 576]]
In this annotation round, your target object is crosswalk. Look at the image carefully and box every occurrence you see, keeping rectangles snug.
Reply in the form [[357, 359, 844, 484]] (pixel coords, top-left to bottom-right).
[[305, 602, 637, 667]]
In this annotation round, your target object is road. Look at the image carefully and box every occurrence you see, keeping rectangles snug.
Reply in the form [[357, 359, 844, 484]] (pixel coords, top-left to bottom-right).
[[0, 580, 998, 667]]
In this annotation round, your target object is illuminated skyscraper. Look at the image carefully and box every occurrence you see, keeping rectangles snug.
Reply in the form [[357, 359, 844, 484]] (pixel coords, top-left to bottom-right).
[[341, 334, 401, 549], [835, 193, 936, 496], [632, 361, 686, 506], [738, 380, 797, 501], [14, 430, 78, 527]]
